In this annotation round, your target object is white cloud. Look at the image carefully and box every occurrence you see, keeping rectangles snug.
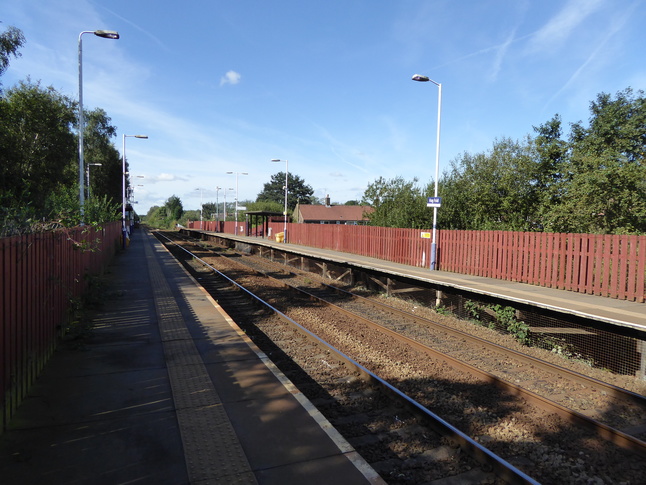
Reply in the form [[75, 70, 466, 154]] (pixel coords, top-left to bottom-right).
[[220, 70, 241, 86], [527, 0, 605, 53], [144, 173, 189, 184], [541, 5, 634, 111], [489, 28, 516, 81]]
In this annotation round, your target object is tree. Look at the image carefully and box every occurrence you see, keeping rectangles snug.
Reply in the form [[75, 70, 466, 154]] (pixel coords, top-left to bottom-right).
[[0, 25, 25, 89], [256, 172, 315, 209], [361, 176, 432, 228], [0, 80, 77, 218], [45, 185, 119, 227], [247, 200, 283, 213], [540, 88, 646, 234], [83, 108, 122, 206], [439, 137, 542, 231], [164, 195, 184, 221], [201, 202, 217, 219]]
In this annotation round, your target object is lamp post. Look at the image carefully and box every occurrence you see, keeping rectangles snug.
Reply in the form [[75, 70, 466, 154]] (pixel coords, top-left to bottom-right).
[[226, 171, 248, 235], [270, 159, 289, 240], [196, 187, 204, 229], [223, 188, 234, 225], [215, 186, 221, 228], [129, 184, 144, 205], [78, 29, 119, 223], [412, 74, 442, 270], [215, 186, 221, 230], [86, 162, 102, 199], [122, 134, 148, 248]]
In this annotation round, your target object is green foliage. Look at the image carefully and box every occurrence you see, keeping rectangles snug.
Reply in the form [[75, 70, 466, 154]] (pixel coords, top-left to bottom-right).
[[538, 88, 646, 234], [83, 194, 121, 226], [0, 79, 77, 217], [180, 210, 200, 226], [142, 206, 172, 229], [0, 77, 122, 233], [44, 185, 119, 227], [142, 196, 185, 229], [361, 176, 432, 228], [165, 195, 183, 220], [201, 202, 217, 219], [83, 108, 122, 206], [464, 300, 480, 321], [440, 137, 542, 231], [463, 301, 530, 345], [1, 25, 123, 234], [434, 306, 452, 316], [0, 25, 25, 85], [491, 304, 529, 345], [0, 189, 38, 236], [247, 200, 284, 213], [256, 172, 315, 209], [362, 88, 645, 235]]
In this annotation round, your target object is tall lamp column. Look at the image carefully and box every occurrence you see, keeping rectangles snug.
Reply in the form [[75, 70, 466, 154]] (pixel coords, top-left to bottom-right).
[[270, 159, 289, 240], [226, 171, 248, 235], [215, 186, 221, 231], [78, 29, 119, 223], [122, 134, 148, 248], [412, 74, 442, 270], [196, 188, 204, 229]]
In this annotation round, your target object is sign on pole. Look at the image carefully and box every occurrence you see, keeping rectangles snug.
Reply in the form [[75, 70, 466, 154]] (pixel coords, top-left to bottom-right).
[[427, 197, 442, 208]]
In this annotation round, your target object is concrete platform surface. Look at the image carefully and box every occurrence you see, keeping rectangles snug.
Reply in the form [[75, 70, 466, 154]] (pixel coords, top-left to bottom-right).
[[0, 229, 382, 485]]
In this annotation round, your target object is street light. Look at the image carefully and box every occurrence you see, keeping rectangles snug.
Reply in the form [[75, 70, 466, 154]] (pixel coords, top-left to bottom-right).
[[412, 74, 442, 271], [196, 187, 204, 229], [122, 134, 148, 248], [223, 187, 234, 224], [78, 29, 119, 223], [270, 159, 289, 240], [86, 162, 102, 199], [226, 171, 248, 235], [215, 186, 221, 230]]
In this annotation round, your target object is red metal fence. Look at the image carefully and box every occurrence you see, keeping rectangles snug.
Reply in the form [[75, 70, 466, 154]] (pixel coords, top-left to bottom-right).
[[189, 221, 646, 303], [1, 222, 121, 431]]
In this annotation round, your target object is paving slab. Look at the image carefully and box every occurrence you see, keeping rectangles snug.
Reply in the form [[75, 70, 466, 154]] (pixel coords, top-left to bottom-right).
[[0, 229, 382, 485]]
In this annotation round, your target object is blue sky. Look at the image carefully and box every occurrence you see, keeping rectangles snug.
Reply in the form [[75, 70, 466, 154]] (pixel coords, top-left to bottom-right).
[[4, 0, 645, 214]]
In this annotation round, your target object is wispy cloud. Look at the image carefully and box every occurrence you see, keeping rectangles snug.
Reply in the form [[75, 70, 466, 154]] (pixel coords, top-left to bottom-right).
[[527, 0, 605, 53], [543, 4, 634, 109], [489, 28, 517, 81], [148, 173, 189, 184], [220, 70, 241, 86], [97, 4, 172, 53], [435, 30, 533, 74]]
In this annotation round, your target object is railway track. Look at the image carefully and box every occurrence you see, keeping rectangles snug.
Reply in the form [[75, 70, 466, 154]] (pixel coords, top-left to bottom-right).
[[156, 230, 646, 484]]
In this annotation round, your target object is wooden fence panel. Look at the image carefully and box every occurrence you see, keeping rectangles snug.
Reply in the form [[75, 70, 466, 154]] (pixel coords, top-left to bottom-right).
[[1, 222, 121, 432], [188, 221, 645, 302]]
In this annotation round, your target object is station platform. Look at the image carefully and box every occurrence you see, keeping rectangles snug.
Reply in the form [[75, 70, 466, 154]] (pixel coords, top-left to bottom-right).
[[199, 231, 646, 333], [0, 229, 383, 485]]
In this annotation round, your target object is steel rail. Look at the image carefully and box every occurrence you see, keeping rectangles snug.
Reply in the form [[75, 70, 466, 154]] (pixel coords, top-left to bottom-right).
[[156, 231, 540, 485], [165, 231, 646, 456], [317, 280, 646, 408], [279, 277, 646, 458]]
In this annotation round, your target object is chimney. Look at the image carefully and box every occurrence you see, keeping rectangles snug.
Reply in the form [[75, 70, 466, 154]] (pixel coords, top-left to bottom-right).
[[325, 194, 331, 207]]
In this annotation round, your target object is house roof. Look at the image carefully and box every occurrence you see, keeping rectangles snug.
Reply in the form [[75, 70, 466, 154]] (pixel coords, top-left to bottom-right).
[[298, 205, 373, 222]]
